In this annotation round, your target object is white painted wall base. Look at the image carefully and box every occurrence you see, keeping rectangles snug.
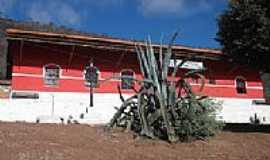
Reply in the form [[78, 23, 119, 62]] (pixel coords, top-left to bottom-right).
[[0, 91, 270, 124], [216, 97, 270, 124]]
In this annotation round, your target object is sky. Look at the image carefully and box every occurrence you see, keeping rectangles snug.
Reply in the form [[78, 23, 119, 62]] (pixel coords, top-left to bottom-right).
[[0, 0, 228, 48]]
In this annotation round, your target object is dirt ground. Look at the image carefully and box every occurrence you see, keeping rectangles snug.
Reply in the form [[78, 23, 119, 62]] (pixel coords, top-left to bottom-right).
[[0, 122, 269, 160]]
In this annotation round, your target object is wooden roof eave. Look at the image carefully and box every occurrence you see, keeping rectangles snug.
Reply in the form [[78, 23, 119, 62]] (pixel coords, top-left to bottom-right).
[[7, 36, 136, 52], [7, 36, 222, 61], [6, 28, 223, 61]]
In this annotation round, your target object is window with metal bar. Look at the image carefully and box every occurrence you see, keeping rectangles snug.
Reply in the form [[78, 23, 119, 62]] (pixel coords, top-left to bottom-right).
[[121, 69, 135, 89], [236, 77, 247, 94], [44, 64, 60, 86]]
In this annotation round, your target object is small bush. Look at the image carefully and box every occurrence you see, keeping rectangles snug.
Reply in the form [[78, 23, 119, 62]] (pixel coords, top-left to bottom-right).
[[174, 98, 224, 142]]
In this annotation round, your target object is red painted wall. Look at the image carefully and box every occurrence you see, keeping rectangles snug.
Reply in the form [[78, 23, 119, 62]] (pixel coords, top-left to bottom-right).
[[9, 41, 264, 98]]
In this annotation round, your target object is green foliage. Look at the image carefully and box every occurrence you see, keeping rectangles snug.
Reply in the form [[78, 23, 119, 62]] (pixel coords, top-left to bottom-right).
[[0, 17, 108, 39], [217, 0, 270, 100], [217, 0, 270, 70], [175, 98, 223, 142], [109, 34, 223, 143]]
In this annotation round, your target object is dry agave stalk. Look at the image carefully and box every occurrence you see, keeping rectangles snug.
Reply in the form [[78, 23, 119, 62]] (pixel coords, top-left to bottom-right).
[[108, 33, 223, 143]]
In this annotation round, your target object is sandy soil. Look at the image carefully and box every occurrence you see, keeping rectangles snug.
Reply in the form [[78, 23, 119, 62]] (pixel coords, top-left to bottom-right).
[[0, 122, 269, 160]]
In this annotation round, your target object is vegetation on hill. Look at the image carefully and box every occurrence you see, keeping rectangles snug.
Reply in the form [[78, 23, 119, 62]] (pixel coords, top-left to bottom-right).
[[0, 17, 100, 37]]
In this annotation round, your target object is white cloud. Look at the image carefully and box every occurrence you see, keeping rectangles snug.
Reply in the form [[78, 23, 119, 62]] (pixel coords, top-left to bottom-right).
[[58, 5, 81, 24], [0, 0, 124, 26], [1, 0, 214, 25], [27, 1, 80, 25], [138, 0, 212, 17], [0, 0, 16, 14], [26, 0, 125, 25], [139, 0, 184, 14], [68, 0, 124, 8]]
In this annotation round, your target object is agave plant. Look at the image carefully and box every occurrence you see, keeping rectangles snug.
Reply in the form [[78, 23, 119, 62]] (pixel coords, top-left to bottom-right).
[[108, 33, 223, 142]]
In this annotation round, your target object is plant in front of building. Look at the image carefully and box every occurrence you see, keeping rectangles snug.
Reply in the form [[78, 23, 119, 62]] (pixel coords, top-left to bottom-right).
[[108, 33, 223, 143]]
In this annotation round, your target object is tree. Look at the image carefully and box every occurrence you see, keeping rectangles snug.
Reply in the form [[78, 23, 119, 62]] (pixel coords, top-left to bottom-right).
[[217, 0, 270, 101]]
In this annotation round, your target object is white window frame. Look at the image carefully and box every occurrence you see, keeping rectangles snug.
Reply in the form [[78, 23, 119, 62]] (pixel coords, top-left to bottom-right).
[[120, 69, 135, 90], [43, 63, 61, 86], [235, 76, 248, 94]]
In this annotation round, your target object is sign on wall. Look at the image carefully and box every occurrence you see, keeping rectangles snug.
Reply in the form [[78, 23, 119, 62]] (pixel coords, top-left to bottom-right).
[[169, 59, 204, 70]]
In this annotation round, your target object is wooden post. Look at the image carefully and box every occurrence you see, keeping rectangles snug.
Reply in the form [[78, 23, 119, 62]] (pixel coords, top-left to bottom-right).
[[0, 37, 8, 79], [90, 85, 93, 107], [89, 59, 94, 107], [67, 45, 75, 71], [19, 40, 24, 69]]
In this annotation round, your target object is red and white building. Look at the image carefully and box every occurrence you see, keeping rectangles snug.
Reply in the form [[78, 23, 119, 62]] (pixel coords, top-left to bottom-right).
[[0, 28, 269, 124]]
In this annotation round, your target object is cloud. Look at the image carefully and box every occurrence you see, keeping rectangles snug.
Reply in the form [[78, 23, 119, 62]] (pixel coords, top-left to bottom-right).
[[27, 1, 80, 25], [138, 0, 212, 17], [67, 0, 124, 8], [1, 0, 214, 25], [139, 0, 184, 15], [0, 0, 17, 14], [0, 0, 124, 26], [26, 0, 124, 25]]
